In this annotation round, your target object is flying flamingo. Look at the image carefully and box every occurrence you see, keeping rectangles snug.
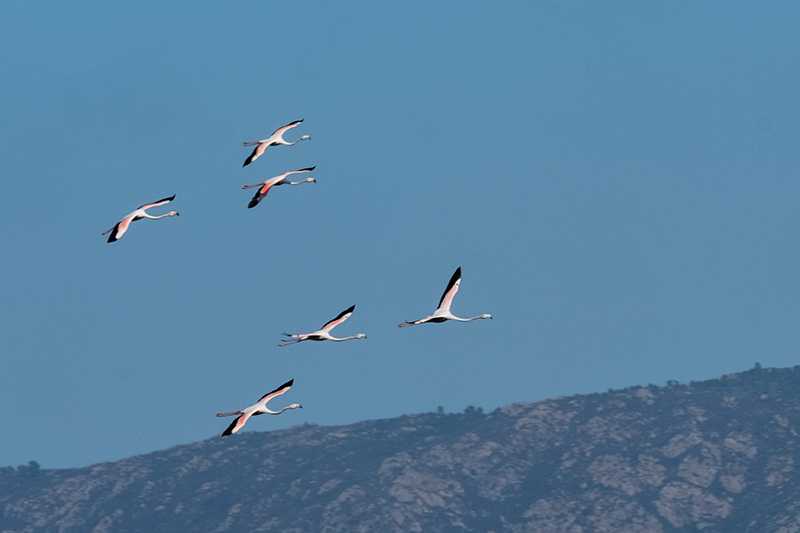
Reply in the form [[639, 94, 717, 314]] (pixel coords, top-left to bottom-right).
[[217, 379, 302, 436], [398, 267, 492, 327], [102, 195, 179, 243], [243, 167, 316, 209], [242, 119, 310, 167], [280, 305, 367, 346]]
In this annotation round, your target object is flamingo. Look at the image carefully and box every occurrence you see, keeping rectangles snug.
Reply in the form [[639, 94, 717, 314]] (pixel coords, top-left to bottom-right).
[[102, 195, 179, 243], [280, 305, 367, 346], [242, 119, 310, 167], [398, 267, 492, 327], [216, 379, 302, 436], [243, 167, 316, 209]]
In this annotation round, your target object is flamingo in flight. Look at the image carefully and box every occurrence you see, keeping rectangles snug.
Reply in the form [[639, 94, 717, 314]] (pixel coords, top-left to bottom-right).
[[243, 167, 316, 209], [217, 379, 302, 437], [102, 195, 179, 243], [398, 267, 492, 327], [242, 119, 310, 167], [280, 305, 367, 346]]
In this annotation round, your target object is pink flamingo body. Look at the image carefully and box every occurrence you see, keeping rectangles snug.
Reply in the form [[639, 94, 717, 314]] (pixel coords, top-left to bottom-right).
[[243, 167, 316, 209], [280, 305, 367, 346], [242, 119, 310, 167], [217, 379, 301, 436], [102, 195, 179, 243], [398, 267, 492, 327]]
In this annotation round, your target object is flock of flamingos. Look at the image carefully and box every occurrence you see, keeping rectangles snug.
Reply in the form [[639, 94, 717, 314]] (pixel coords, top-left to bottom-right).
[[103, 119, 492, 437]]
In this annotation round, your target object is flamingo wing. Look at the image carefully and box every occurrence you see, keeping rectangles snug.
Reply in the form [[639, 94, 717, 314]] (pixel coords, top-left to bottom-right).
[[398, 315, 450, 327], [257, 379, 294, 404], [286, 166, 316, 176], [221, 413, 251, 436], [437, 267, 462, 312], [243, 143, 267, 167], [321, 305, 355, 331], [105, 214, 135, 243], [137, 195, 175, 211], [271, 119, 304, 137], [247, 182, 275, 209], [105, 221, 122, 242]]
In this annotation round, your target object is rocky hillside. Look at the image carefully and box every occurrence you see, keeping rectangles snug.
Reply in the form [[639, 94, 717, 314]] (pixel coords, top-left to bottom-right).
[[3, 365, 800, 532]]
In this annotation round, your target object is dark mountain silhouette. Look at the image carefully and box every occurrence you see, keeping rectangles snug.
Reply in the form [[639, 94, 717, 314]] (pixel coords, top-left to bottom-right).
[[3, 364, 800, 532]]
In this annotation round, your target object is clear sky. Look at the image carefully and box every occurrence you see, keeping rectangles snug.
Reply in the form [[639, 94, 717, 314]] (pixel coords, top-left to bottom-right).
[[2, 1, 800, 469]]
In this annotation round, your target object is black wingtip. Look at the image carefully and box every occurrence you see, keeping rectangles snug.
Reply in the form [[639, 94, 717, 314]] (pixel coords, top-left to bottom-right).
[[106, 222, 120, 243], [448, 267, 462, 285], [247, 200, 258, 209], [281, 378, 294, 388], [221, 416, 241, 437], [437, 267, 463, 308], [153, 194, 176, 204], [330, 305, 355, 323]]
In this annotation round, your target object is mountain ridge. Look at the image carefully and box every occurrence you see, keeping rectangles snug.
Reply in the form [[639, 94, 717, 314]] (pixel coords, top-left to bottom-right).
[[3, 364, 800, 532]]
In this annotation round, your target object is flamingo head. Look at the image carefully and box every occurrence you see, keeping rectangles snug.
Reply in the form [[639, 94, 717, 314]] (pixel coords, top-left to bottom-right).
[[299, 135, 310, 141], [168, 211, 179, 217], [481, 314, 492, 320], [289, 403, 303, 410], [355, 334, 367, 340]]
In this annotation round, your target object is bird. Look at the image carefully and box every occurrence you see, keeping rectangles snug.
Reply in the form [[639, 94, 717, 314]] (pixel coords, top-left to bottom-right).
[[242, 167, 316, 209], [102, 195, 179, 243], [242, 119, 310, 167], [216, 379, 302, 437], [398, 267, 492, 327], [280, 305, 367, 346]]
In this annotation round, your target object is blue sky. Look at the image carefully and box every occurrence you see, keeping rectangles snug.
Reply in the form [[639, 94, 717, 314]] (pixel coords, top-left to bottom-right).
[[2, 2, 800, 469]]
